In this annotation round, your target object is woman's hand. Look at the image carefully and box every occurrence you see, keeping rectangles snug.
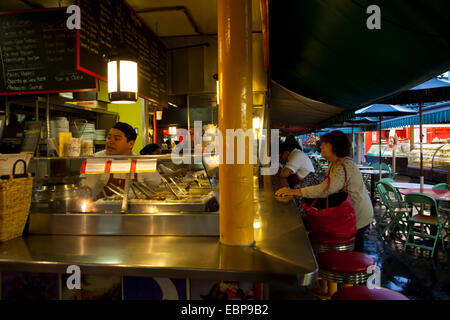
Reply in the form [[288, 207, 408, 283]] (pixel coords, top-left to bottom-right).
[[275, 187, 293, 197], [275, 196, 291, 203]]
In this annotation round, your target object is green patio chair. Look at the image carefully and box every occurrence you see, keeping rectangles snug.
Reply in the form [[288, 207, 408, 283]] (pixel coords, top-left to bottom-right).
[[379, 177, 395, 184], [404, 193, 446, 257], [379, 178, 402, 200], [382, 163, 395, 179], [432, 183, 449, 190], [363, 174, 371, 192], [369, 164, 394, 202], [380, 180, 409, 234], [376, 183, 409, 238], [376, 183, 394, 233], [432, 183, 450, 246], [378, 177, 397, 200], [371, 163, 395, 179]]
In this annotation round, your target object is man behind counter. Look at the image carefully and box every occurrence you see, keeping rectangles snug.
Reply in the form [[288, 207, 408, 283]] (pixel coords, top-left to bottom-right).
[[95, 122, 137, 156], [83, 122, 162, 199]]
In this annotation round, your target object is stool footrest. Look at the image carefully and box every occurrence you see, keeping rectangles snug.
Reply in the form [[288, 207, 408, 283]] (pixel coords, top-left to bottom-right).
[[319, 270, 371, 284], [312, 243, 355, 253]]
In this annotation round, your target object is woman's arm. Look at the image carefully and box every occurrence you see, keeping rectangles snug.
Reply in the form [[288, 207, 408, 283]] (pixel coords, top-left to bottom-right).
[[302, 164, 346, 198], [275, 163, 346, 198], [279, 166, 293, 178]]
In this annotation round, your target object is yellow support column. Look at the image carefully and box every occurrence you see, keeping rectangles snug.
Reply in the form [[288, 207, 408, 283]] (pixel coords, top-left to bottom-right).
[[218, 0, 254, 246]]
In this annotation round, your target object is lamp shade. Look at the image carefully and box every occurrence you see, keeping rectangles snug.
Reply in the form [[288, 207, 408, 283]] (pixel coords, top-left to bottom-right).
[[169, 126, 177, 135], [156, 110, 163, 120], [253, 117, 260, 129], [108, 58, 138, 104]]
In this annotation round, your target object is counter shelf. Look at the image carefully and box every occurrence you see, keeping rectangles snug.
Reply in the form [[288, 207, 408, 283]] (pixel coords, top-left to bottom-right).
[[0, 175, 318, 287]]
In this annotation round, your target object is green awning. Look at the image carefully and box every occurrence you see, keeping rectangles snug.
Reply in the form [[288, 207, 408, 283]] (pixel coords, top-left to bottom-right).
[[381, 102, 450, 128], [298, 127, 363, 139]]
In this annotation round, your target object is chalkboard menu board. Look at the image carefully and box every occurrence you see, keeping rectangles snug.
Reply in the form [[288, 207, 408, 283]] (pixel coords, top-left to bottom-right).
[[0, 8, 97, 95], [77, 0, 168, 107]]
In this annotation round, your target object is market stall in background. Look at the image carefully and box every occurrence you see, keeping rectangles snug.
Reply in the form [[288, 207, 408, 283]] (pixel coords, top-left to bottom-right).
[[364, 99, 450, 182], [296, 91, 450, 183]]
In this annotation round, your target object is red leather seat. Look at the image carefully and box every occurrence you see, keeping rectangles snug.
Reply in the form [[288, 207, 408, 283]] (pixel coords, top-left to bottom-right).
[[317, 250, 375, 274], [332, 285, 409, 300], [309, 232, 355, 245]]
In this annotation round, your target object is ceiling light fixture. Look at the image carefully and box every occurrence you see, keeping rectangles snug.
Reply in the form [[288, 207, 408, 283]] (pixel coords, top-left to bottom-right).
[[108, 46, 138, 104]]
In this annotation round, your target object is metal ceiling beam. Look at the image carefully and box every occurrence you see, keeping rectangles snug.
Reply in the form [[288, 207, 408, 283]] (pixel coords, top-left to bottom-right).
[[137, 6, 205, 36], [168, 42, 210, 51], [19, 0, 44, 8], [162, 30, 262, 39]]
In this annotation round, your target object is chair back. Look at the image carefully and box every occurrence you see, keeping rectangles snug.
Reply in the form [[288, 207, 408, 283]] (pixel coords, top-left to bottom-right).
[[379, 179, 403, 202], [432, 183, 449, 190], [372, 163, 394, 178], [379, 178, 394, 184], [376, 183, 394, 209], [404, 193, 439, 218]]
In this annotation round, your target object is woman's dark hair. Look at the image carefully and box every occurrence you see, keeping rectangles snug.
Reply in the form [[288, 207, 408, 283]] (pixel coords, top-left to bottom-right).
[[280, 135, 302, 154], [140, 143, 162, 155], [320, 130, 351, 157]]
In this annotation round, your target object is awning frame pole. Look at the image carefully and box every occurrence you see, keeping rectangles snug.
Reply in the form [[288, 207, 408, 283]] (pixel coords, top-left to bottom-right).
[[379, 115, 382, 180], [419, 94, 424, 189]]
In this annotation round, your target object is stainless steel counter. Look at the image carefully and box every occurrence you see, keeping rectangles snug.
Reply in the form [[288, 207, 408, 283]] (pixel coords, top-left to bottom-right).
[[0, 175, 317, 286]]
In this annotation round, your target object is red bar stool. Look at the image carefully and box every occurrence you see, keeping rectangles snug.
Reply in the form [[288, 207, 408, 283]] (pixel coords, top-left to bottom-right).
[[313, 250, 375, 299], [331, 285, 409, 300], [309, 232, 355, 253]]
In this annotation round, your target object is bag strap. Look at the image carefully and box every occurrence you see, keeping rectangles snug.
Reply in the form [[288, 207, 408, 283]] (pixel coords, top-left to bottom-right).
[[13, 159, 27, 175], [323, 160, 349, 207], [340, 161, 349, 193], [322, 162, 333, 209], [1, 159, 30, 181]]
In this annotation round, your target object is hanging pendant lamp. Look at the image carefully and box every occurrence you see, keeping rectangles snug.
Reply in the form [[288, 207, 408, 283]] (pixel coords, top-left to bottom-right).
[[107, 46, 138, 104]]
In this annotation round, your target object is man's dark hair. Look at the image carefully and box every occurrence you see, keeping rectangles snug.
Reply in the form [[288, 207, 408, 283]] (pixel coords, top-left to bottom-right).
[[140, 144, 161, 155], [112, 122, 137, 142], [320, 130, 351, 157]]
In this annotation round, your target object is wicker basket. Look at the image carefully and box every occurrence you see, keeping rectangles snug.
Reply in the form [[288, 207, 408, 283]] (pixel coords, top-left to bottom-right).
[[0, 160, 33, 242]]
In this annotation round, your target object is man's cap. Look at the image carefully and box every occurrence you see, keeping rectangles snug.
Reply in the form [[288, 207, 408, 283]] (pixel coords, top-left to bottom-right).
[[112, 122, 137, 141]]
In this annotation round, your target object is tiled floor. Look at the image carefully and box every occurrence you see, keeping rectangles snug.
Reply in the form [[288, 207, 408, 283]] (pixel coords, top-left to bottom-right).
[[269, 176, 450, 300]]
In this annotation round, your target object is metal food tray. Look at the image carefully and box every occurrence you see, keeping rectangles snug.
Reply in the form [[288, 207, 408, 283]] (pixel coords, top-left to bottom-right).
[[93, 191, 218, 213]]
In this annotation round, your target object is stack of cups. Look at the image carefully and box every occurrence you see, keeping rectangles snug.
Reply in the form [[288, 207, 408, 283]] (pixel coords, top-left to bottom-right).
[[51, 117, 70, 143]]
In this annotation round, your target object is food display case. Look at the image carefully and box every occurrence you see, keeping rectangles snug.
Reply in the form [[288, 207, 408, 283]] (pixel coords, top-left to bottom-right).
[[27, 154, 219, 236], [406, 143, 450, 182], [365, 143, 409, 158], [407, 143, 450, 170], [365, 143, 409, 174]]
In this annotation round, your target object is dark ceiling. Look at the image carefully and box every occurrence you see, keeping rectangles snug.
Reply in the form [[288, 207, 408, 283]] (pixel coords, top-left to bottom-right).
[[269, 0, 450, 117], [1, 0, 449, 131]]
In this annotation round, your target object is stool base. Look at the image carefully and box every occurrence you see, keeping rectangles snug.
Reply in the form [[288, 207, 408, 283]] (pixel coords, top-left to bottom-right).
[[309, 278, 355, 300]]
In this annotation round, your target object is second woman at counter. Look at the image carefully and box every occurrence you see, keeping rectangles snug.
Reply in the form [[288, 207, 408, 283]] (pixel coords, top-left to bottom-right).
[[275, 130, 374, 252], [278, 136, 324, 215]]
